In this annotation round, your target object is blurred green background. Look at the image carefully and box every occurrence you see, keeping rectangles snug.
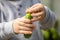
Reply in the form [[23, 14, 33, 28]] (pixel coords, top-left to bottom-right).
[[41, 0, 60, 40]]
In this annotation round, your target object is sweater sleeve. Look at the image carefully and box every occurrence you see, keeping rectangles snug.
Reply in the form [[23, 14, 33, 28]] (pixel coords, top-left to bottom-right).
[[0, 21, 15, 40], [40, 6, 56, 30], [0, 3, 15, 40]]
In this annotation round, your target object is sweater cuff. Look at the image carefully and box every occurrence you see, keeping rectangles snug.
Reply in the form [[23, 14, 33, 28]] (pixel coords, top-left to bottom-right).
[[40, 6, 50, 24], [3, 21, 15, 37]]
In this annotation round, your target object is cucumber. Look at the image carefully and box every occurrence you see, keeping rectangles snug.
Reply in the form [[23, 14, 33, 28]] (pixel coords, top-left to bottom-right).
[[25, 13, 33, 19], [24, 12, 33, 38]]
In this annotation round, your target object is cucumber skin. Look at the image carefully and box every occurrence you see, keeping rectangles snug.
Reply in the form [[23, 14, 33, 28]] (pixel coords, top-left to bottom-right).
[[24, 13, 32, 38], [24, 34, 32, 38], [25, 13, 32, 20]]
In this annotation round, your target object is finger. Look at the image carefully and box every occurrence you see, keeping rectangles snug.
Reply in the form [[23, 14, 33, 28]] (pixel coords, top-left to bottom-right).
[[18, 30, 32, 34], [18, 22, 35, 28], [18, 17, 31, 24], [26, 7, 41, 13], [31, 3, 43, 8], [31, 16, 42, 22], [21, 19, 31, 24], [31, 11, 44, 17], [26, 4, 44, 13], [18, 26, 33, 31]]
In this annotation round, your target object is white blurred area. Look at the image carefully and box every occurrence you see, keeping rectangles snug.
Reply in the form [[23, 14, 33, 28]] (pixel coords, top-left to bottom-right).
[[41, 0, 60, 19]]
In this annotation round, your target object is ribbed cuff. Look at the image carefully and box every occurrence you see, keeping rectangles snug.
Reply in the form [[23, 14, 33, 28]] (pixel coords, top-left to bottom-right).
[[3, 21, 15, 37], [40, 6, 50, 24]]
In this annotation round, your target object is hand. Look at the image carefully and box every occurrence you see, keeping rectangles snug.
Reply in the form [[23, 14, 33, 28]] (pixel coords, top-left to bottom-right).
[[13, 17, 35, 34], [26, 3, 46, 22]]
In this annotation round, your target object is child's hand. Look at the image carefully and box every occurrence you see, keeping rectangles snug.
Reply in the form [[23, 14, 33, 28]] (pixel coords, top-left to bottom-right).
[[26, 3, 46, 22], [13, 17, 35, 34]]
